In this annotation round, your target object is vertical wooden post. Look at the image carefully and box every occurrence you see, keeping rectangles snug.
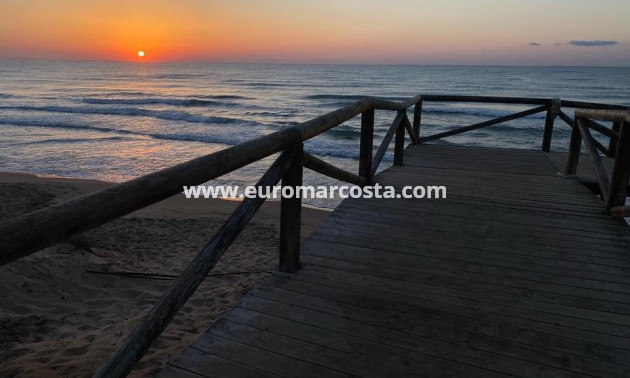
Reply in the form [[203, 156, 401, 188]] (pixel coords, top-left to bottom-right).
[[564, 115, 582, 176], [542, 98, 560, 152], [394, 113, 405, 166], [609, 121, 622, 158], [606, 121, 630, 213], [412, 99, 423, 143], [279, 144, 303, 272], [359, 108, 375, 183]]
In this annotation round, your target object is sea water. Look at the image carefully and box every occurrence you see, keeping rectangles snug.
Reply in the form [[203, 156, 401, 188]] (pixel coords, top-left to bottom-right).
[[1, 62, 629, 207]]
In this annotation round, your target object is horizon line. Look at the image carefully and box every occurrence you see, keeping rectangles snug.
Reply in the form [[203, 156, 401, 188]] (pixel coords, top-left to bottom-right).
[[1, 58, 629, 68]]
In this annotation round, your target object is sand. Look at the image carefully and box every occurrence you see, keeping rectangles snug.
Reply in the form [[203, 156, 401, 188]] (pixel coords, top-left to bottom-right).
[[0, 172, 330, 377]]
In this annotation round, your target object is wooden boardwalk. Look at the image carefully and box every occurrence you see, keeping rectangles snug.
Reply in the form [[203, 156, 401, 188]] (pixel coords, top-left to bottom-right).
[[161, 144, 630, 378]]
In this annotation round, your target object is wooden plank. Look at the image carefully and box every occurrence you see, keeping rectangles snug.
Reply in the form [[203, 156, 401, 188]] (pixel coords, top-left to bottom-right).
[[301, 238, 630, 289], [585, 118, 618, 140], [560, 101, 630, 111], [205, 316, 468, 378], [159, 365, 209, 378], [165, 349, 280, 378], [189, 330, 353, 378], [303, 152, 367, 186], [164, 144, 630, 377], [574, 108, 630, 122], [402, 112, 418, 144], [547, 151, 617, 188], [607, 121, 630, 211], [299, 247, 630, 315], [421, 94, 551, 105], [253, 277, 630, 376], [371, 110, 405, 176], [268, 271, 630, 361], [309, 225, 630, 272], [297, 98, 372, 140], [576, 117, 611, 201]]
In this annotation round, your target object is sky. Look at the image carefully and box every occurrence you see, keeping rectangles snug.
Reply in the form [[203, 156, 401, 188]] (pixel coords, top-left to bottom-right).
[[1, 0, 629, 66]]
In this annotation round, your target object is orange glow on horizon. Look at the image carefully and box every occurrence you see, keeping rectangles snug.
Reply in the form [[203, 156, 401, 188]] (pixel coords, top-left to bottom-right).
[[0, 0, 628, 66]]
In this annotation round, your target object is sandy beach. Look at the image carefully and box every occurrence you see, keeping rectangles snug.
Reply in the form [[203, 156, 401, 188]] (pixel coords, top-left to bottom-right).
[[0, 172, 330, 377]]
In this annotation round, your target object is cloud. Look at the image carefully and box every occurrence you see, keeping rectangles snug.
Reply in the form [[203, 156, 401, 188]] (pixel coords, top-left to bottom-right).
[[569, 40, 619, 47], [528, 42, 541, 46]]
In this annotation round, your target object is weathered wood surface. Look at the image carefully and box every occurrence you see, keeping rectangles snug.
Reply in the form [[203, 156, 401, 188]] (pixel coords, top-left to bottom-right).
[[418, 105, 548, 143], [547, 152, 616, 187], [161, 144, 630, 378], [95, 150, 298, 378]]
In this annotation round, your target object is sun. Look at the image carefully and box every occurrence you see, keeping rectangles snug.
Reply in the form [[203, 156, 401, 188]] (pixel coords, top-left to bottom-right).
[[137, 50, 145, 58]]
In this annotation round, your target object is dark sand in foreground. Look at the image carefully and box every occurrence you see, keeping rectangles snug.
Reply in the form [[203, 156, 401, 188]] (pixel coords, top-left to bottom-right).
[[0, 172, 330, 377]]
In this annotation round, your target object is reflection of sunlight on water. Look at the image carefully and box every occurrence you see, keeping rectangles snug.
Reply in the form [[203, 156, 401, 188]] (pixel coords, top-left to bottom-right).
[[3, 62, 630, 208]]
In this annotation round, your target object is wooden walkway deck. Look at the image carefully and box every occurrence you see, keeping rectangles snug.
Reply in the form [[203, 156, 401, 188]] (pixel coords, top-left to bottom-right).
[[160, 144, 630, 378]]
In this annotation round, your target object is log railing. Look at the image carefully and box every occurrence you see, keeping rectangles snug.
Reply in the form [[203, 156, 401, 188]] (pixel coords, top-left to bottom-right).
[[1, 94, 629, 377], [564, 109, 630, 215]]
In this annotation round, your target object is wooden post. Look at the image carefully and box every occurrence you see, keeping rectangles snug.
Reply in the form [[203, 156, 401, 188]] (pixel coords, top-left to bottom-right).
[[413, 99, 423, 143], [394, 113, 405, 166], [359, 108, 375, 183], [542, 98, 560, 152], [576, 117, 611, 201], [92, 149, 298, 378], [606, 121, 630, 212], [564, 115, 582, 176], [280, 144, 303, 272], [609, 121, 622, 157]]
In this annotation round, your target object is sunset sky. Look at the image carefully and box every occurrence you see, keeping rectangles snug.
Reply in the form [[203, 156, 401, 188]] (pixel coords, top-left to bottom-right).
[[1, 0, 629, 66]]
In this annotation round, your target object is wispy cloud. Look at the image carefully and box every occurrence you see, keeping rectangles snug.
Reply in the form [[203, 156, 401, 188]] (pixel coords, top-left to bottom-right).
[[569, 40, 619, 47], [528, 42, 541, 47]]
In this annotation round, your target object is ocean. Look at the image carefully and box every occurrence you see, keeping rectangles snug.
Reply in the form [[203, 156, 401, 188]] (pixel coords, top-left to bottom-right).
[[1, 62, 629, 207]]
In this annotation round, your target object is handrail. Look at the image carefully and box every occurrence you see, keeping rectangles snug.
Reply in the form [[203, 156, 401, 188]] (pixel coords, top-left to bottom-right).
[[2, 94, 630, 376], [93, 148, 299, 377], [303, 152, 368, 186], [418, 105, 548, 144], [0, 128, 302, 265], [565, 109, 630, 214], [372, 110, 407, 176], [422, 94, 551, 105], [576, 117, 611, 201], [575, 108, 630, 123]]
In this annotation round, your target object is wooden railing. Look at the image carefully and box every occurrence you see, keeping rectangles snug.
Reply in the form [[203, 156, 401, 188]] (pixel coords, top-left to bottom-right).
[[0, 94, 629, 377], [564, 109, 630, 215]]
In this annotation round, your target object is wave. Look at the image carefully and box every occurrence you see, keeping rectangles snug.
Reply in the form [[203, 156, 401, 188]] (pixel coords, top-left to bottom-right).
[[246, 82, 288, 88], [0, 93, 16, 99], [0, 116, 366, 160], [304, 94, 409, 102], [148, 73, 205, 79], [0, 117, 142, 135], [0, 117, 264, 148], [0, 105, 260, 126], [201, 95, 252, 100], [244, 110, 298, 118], [324, 124, 361, 140], [82, 97, 222, 107], [17, 136, 134, 146]]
